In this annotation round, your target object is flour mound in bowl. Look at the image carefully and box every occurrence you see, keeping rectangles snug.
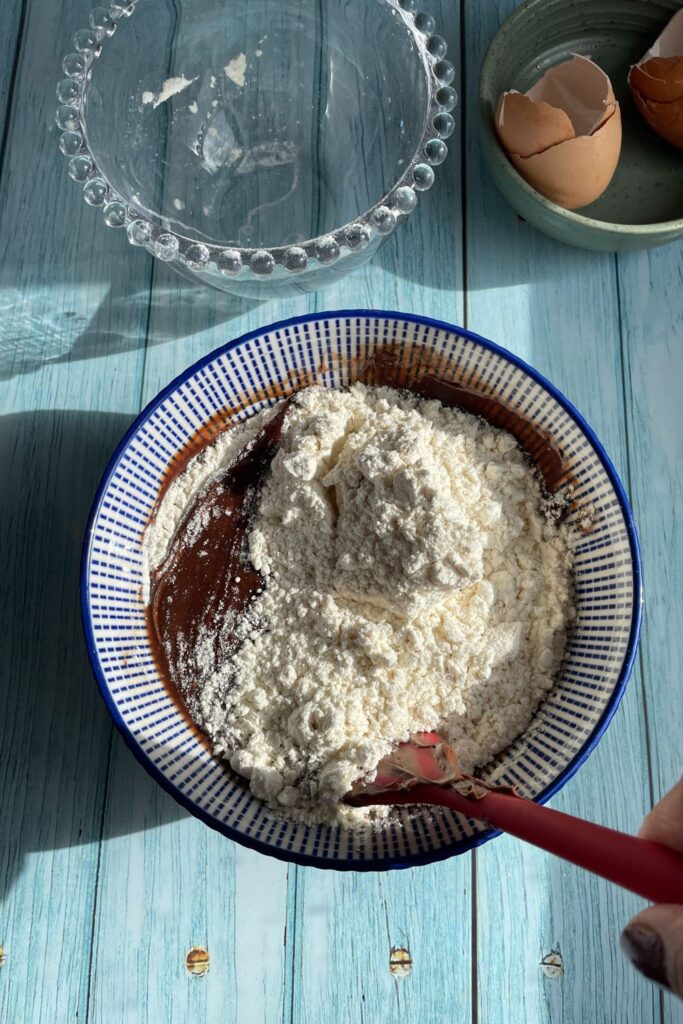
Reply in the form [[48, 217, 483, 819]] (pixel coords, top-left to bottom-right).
[[145, 384, 575, 824]]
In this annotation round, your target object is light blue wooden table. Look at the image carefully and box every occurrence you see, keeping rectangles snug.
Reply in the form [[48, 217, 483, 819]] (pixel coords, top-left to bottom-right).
[[1, 1, 682, 1021]]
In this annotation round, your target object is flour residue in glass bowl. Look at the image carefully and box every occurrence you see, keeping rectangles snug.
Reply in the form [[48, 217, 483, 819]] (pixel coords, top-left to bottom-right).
[[58, 0, 457, 296]]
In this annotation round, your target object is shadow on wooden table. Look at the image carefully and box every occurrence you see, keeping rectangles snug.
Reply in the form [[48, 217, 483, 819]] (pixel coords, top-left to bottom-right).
[[0, 17, 266, 383], [0, 259, 264, 382], [0, 408, 186, 899]]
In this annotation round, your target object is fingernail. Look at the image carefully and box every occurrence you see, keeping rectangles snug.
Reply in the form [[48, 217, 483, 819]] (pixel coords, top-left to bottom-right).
[[620, 925, 670, 990]]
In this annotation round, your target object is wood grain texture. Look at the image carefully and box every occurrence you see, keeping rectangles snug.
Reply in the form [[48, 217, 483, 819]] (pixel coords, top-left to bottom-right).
[[86, 9, 319, 1015], [465, 3, 657, 1022], [0, 1, 151, 1021], [616, 244, 683, 1024], [0, 5, 25, 159], [89, 733, 291, 1024], [86, 273, 302, 1024], [287, 6, 471, 1023], [290, 861, 472, 1024], [0, 0, 681, 1021]]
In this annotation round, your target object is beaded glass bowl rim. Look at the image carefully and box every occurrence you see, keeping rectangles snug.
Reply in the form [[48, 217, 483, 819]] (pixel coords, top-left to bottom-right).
[[56, 0, 458, 279], [81, 309, 643, 871]]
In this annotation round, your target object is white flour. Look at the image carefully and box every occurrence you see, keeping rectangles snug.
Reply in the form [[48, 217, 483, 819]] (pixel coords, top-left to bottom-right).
[[224, 54, 247, 88], [142, 75, 198, 109], [144, 385, 575, 824]]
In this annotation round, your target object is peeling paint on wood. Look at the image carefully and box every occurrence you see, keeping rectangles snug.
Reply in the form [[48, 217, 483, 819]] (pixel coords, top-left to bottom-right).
[[185, 947, 210, 977], [389, 946, 412, 977], [539, 949, 564, 980], [0, 946, 5, 969]]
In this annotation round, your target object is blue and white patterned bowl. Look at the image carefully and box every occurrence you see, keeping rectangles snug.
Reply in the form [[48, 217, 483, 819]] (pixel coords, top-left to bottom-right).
[[81, 310, 642, 870]]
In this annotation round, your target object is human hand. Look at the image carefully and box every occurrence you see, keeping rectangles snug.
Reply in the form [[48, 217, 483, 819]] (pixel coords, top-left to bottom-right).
[[621, 777, 683, 998]]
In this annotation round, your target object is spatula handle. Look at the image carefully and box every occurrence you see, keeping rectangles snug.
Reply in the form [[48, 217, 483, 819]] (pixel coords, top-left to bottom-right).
[[386, 784, 683, 904]]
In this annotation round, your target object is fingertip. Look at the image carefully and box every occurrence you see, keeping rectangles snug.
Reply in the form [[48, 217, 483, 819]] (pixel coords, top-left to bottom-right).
[[638, 777, 683, 855], [622, 905, 683, 999], [621, 922, 669, 990]]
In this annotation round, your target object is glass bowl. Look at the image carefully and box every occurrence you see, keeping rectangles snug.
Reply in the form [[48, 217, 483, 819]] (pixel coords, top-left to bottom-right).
[[56, 0, 457, 297]]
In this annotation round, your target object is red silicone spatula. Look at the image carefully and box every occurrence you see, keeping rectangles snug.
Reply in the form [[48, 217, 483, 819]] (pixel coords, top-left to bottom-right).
[[348, 732, 683, 904]]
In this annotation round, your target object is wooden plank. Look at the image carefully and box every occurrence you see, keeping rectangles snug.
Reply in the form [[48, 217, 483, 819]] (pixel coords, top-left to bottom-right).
[[89, 733, 291, 1024], [87, 277, 302, 1024], [0, 1, 152, 1021], [290, 861, 472, 1024], [0, 0, 24, 150], [464, 3, 656, 1022], [288, 4, 472, 1022], [87, 5, 319, 1018], [616, 244, 683, 1024], [86, 6, 316, 1000]]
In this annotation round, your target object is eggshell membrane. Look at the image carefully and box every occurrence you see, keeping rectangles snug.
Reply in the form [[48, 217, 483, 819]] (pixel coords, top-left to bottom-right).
[[495, 91, 575, 157], [507, 105, 622, 209], [526, 54, 617, 135]]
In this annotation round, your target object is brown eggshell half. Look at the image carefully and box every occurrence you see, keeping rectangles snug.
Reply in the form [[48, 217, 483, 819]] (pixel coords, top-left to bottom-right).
[[495, 91, 575, 157], [641, 56, 683, 89], [629, 57, 683, 103], [630, 88, 683, 148], [628, 9, 683, 147], [507, 105, 622, 209], [526, 54, 617, 134]]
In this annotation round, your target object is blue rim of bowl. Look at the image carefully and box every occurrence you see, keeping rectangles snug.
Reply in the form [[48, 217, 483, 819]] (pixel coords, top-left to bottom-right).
[[81, 309, 643, 871]]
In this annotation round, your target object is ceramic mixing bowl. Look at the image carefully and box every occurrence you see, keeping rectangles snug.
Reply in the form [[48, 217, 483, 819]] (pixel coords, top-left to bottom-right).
[[56, 0, 457, 296], [81, 311, 642, 870]]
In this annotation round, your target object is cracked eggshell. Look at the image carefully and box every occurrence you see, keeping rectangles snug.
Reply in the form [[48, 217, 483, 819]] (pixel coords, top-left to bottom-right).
[[495, 92, 575, 157], [628, 8, 683, 149], [496, 55, 622, 210], [525, 54, 617, 134], [505, 108, 622, 210]]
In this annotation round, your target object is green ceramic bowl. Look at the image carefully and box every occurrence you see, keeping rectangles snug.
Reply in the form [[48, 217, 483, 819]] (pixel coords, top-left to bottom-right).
[[480, 0, 683, 251]]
